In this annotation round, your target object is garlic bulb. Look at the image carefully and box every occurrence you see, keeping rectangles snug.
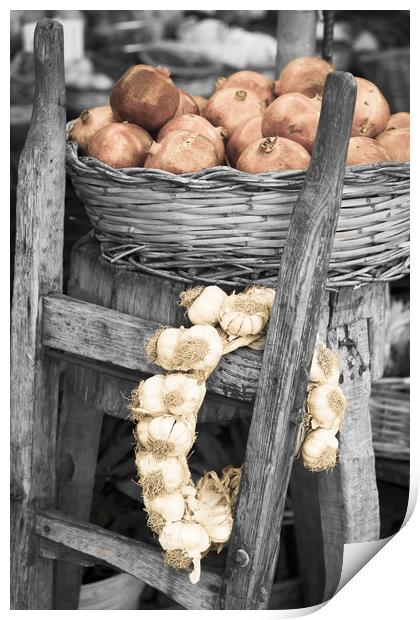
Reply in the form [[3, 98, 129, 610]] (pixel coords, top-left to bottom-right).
[[136, 452, 190, 496], [190, 471, 233, 546], [144, 414, 196, 458], [149, 327, 182, 370], [146, 325, 223, 374], [130, 374, 168, 419], [307, 384, 347, 429], [218, 292, 269, 337], [144, 490, 186, 533], [245, 285, 276, 311], [309, 342, 341, 385], [161, 373, 206, 417], [179, 285, 228, 326], [301, 428, 339, 472], [159, 521, 210, 584]]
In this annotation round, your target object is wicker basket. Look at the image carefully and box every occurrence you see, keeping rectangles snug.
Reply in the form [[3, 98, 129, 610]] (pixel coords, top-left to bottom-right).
[[66, 139, 410, 287], [370, 377, 409, 461]]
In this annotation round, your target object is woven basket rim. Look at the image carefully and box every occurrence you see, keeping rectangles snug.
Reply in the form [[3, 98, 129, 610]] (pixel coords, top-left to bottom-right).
[[66, 136, 410, 184]]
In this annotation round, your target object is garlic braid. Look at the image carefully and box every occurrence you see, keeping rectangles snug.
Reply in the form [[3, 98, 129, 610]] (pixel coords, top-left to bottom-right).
[[129, 284, 347, 583]]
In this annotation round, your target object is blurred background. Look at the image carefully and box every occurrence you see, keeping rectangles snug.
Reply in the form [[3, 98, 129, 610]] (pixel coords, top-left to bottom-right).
[[10, 10, 410, 610]]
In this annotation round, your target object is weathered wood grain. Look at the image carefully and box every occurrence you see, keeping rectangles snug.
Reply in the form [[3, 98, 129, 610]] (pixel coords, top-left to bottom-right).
[[220, 72, 357, 609], [291, 283, 384, 602], [48, 350, 252, 423], [36, 510, 221, 610], [275, 11, 317, 74], [67, 236, 250, 424], [42, 293, 263, 402], [54, 385, 104, 609], [328, 319, 380, 543], [54, 239, 122, 609], [10, 19, 66, 610]]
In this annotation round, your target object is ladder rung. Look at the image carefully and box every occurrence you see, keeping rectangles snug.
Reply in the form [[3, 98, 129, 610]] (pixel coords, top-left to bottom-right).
[[36, 509, 221, 610], [47, 348, 252, 424], [42, 294, 261, 403]]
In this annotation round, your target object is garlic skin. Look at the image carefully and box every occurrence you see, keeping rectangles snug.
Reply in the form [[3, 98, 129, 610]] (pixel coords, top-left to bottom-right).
[[136, 453, 190, 495], [155, 328, 183, 370], [151, 325, 223, 373], [131, 374, 168, 418], [159, 521, 210, 584], [144, 490, 186, 523], [161, 373, 206, 417], [190, 472, 233, 546], [307, 384, 347, 429], [247, 333, 267, 351], [219, 292, 269, 337], [176, 325, 223, 373], [181, 285, 228, 326], [136, 414, 195, 457], [136, 417, 153, 447], [221, 465, 242, 510], [309, 343, 341, 385], [245, 285, 276, 311], [301, 428, 338, 472], [148, 414, 196, 457]]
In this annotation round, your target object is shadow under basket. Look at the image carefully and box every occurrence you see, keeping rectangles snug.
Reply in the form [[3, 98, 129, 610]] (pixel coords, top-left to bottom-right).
[[66, 139, 410, 287], [370, 377, 410, 461]]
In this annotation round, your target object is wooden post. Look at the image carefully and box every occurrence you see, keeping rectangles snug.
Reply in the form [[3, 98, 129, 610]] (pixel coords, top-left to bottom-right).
[[10, 19, 66, 609], [290, 284, 384, 604], [275, 10, 317, 75], [220, 71, 356, 610]]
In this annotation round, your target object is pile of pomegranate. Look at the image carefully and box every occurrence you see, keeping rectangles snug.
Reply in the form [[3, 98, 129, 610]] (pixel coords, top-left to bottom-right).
[[69, 58, 410, 174]]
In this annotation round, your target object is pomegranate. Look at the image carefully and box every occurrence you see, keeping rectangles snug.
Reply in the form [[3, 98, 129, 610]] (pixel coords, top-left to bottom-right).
[[110, 64, 179, 133], [385, 112, 410, 131], [351, 77, 390, 138], [157, 114, 226, 164], [376, 128, 410, 162], [87, 122, 152, 169], [236, 137, 310, 173], [274, 56, 333, 98], [204, 88, 264, 138], [175, 90, 199, 116], [346, 137, 389, 166], [216, 70, 274, 105], [262, 93, 321, 154], [226, 116, 263, 167], [145, 130, 219, 174], [192, 96, 208, 116], [69, 105, 117, 153]]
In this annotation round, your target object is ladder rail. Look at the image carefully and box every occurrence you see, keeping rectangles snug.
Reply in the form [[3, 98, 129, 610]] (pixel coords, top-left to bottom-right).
[[221, 72, 357, 609], [10, 19, 66, 610]]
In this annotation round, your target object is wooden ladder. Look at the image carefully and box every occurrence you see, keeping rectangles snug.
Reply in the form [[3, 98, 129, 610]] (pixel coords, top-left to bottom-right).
[[11, 19, 357, 610]]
